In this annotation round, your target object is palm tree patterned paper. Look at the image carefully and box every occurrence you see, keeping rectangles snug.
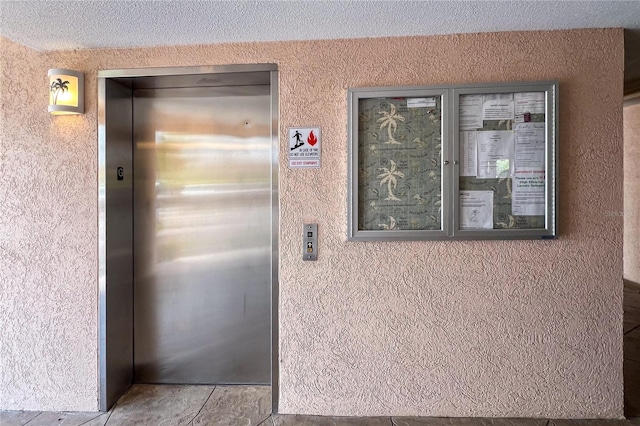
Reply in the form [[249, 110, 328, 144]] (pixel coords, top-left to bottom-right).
[[358, 98, 442, 231], [378, 160, 405, 201], [377, 103, 405, 144]]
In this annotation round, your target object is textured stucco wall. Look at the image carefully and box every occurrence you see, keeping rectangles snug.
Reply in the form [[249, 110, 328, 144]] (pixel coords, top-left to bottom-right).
[[0, 29, 624, 417], [0, 37, 99, 411], [625, 99, 640, 284]]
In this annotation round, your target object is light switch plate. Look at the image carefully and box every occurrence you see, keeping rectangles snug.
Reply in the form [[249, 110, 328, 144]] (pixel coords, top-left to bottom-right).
[[303, 223, 318, 261]]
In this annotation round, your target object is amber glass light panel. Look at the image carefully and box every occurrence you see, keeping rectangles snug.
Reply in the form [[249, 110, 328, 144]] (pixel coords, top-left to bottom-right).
[[48, 69, 84, 115]]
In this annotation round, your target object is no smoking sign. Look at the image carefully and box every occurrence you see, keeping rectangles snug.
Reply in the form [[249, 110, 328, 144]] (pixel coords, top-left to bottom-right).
[[289, 127, 321, 168]]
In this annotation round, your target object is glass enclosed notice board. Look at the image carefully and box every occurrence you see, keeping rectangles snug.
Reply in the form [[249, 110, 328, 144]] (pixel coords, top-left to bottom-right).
[[348, 81, 557, 241]]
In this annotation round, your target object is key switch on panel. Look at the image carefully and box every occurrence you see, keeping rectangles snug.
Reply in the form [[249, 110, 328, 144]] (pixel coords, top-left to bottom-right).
[[303, 224, 318, 261]]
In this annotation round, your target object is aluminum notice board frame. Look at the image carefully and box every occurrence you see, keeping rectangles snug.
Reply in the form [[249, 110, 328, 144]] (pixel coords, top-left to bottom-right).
[[347, 81, 558, 241]]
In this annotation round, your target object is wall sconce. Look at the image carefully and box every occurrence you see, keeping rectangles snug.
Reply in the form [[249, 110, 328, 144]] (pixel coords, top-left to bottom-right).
[[48, 69, 84, 115]]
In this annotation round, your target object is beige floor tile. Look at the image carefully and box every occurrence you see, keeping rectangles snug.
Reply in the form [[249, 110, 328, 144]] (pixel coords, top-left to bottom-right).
[[17, 411, 106, 425], [626, 323, 640, 334], [626, 359, 640, 417], [0, 410, 41, 426], [393, 418, 449, 426], [626, 292, 640, 309], [550, 420, 637, 425], [104, 384, 213, 426], [78, 409, 113, 426], [272, 414, 391, 425], [626, 306, 640, 327], [392, 418, 546, 425], [625, 280, 640, 293], [192, 385, 271, 426], [626, 332, 640, 363]]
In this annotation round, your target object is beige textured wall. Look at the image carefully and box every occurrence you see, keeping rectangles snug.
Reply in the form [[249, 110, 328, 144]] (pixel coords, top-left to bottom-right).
[[0, 29, 624, 417], [0, 38, 99, 411], [625, 99, 640, 284]]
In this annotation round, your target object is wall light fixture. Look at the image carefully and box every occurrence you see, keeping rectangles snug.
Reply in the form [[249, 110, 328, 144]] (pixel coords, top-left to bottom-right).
[[48, 69, 84, 115]]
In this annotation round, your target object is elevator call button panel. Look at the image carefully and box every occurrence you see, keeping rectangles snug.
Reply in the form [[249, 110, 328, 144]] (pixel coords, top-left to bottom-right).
[[303, 223, 318, 261]]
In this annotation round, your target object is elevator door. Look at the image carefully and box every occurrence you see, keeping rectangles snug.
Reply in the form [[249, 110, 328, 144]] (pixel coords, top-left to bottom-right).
[[133, 85, 272, 384]]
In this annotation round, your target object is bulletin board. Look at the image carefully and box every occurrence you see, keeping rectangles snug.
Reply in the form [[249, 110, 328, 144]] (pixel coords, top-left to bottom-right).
[[347, 81, 557, 241]]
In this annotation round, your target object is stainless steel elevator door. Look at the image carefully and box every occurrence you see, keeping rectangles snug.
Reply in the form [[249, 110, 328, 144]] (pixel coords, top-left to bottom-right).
[[133, 85, 272, 384]]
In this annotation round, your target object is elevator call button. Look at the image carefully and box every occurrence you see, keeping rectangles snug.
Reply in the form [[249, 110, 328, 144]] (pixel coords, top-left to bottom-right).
[[303, 224, 318, 261]]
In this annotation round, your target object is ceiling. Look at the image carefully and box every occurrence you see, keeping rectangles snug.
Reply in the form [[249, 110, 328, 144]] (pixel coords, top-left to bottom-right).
[[2, 1, 640, 91]]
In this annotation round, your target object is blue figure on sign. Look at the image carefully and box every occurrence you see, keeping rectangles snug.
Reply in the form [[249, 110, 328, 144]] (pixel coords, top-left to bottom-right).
[[291, 130, 304, 150]]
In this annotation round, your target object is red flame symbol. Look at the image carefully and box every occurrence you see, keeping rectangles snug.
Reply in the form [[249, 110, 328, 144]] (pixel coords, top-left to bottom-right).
[[307, 130, 317, 146]]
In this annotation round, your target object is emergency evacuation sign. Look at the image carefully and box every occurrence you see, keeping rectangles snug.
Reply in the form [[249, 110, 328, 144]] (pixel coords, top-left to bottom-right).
[[289, 127, 321, 168]]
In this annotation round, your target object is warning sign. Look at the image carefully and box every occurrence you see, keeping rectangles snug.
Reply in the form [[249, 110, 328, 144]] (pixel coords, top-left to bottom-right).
[[289, 127, 321, 168]]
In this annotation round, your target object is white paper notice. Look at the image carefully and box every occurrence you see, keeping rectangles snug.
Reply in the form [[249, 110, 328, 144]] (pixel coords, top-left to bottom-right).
[[459, 131, 477, 177], [407, 97, 437, 108], [482, 94, 514, 120], [512, 172, 545, 216], [477, 130, 514, 179], [459, 94, 483, 130], [515, 122, 545, 172], [460, 191, 493, 229], [514, 92, 545, 115]]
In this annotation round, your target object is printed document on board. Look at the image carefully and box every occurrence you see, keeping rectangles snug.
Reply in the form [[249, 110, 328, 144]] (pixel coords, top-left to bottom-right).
[[460, 94, 483, 130], [477, 130, 514, 179], [460, 190, 493, 229], [514, 92, 545, 115], [512, 172, 545, 216], [514, 122, 545, 172], [459, 131, 477, 177], [482, 94, 514, 120]]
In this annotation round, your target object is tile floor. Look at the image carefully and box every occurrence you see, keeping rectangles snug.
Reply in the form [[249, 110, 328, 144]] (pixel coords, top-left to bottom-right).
[[2, 281, 640, 426], [625, 279, 640, 419], [2, 383, 639, 426]]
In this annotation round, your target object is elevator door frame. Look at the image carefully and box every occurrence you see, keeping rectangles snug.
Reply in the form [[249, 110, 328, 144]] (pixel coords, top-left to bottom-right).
[[98, 64, 279, 412]]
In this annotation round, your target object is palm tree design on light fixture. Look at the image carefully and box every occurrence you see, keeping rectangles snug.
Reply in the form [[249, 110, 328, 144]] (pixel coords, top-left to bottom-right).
[[50, 78, 70, 105], [378, 160, 405, 201], [377, 103, 405, 144]]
